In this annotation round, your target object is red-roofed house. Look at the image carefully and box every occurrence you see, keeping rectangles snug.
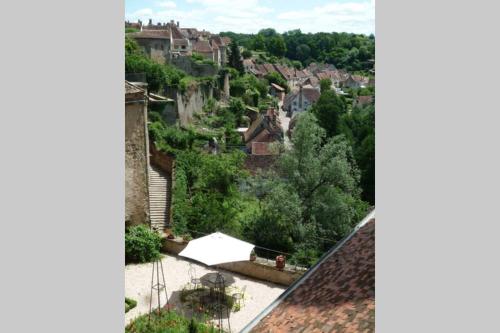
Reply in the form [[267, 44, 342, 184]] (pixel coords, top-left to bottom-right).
[[244, 108, 283, 154], [242, 210, 376, 333]]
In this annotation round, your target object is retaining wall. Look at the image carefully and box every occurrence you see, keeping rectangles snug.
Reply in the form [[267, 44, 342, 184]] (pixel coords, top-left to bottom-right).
[[161, 237, 305, 286]]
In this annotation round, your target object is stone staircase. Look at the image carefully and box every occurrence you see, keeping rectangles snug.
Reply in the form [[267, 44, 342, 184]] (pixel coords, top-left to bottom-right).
[[148, 163, 171, 231]]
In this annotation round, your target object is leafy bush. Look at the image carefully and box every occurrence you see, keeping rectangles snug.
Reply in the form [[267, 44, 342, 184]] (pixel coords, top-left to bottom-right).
[[125, 310, 220, 333], [125, 225, 162, 264]]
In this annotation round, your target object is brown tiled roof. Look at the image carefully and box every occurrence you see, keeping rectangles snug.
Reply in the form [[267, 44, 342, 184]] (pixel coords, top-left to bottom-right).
[[125, 81, 145, 101], [193, 40, 213, 53], [169, 24, 184, 39], [263, 63, 276, 74], [304, 76, 320, 87], [181, 28, 200, 39], [356, 95, 374, 106], [274, 64, 292, 79], [246, 215, 375, 333], [351, 75, 370, 84], [173, 38, 189, 46], [302, 87, 321, 103], [243, 59, 255, 67], [255, 64, 268, 75], [128, 30, 169, 40]]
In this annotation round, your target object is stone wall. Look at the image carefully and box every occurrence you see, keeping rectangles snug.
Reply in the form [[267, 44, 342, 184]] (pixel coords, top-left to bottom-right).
[[164, 84, 213, 126], [171, 56, 218, 77], [162, 237, 305, 286], [125, 98, 150, 227]]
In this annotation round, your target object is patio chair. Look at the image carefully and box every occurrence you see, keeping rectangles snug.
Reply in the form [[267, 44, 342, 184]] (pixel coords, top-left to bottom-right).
[[188, 264, 202, 290], [232, 285, 247, 307]]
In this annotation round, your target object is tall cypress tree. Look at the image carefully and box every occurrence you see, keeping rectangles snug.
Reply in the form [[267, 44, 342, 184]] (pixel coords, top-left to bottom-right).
[[228, 40, 244, 74]]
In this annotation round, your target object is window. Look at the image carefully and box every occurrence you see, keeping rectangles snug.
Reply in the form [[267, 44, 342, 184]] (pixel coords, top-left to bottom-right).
[[182, 45, 186, 49]]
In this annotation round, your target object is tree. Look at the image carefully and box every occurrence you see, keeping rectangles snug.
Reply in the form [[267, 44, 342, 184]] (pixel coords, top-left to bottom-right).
[[296, 44, 311, 62], [253, 34, 266, 51], [320, 78, 332, 93], [311, 90, 346, 137], [227, 40, 244, 74], [259, 112, 369, 258], [267, 35, 287, 58], [241, 49, 252, 59]]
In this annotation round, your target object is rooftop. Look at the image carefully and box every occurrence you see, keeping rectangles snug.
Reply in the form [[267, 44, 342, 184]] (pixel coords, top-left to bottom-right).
[[243, 211, 375, 333]]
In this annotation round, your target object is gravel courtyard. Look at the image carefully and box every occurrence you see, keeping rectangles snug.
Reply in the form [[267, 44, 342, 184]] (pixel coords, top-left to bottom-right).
[[125, 254, 286, 332]]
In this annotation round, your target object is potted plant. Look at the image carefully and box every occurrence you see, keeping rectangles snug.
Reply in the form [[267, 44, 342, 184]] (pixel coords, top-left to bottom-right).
[[276, 255, 286, 271], [250, 250, 257, 261], [182, 234, 192, 244]]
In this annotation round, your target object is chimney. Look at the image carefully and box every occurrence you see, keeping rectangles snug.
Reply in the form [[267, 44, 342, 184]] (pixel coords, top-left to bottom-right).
[[177, 21, 179, 27], [148, 19, 152, 26]]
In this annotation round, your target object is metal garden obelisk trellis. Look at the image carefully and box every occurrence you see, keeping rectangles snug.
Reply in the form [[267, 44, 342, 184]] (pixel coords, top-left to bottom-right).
[[148, 227, 170, 322]]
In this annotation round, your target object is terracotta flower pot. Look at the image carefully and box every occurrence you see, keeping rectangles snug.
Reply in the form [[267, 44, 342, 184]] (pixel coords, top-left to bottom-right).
[[276, 255, 286, 271]]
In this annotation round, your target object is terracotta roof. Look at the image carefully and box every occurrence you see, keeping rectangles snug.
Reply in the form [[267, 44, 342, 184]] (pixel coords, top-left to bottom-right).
[[181, 28, 200, 39], [274, 64, 292, 79], [125, 81, 146, 101], [245, 212, 376, 333], [173, 38, 189, 46], [169, 24, 185, 39], [351, 75, 370, 84], [193, 40, 213, 53], [302, 87, 321, 103], [263, 63, 276, 74], [304, 76, 320, 87], [128, 30, 170, 39], [355, 95, 374, 106], [243, 59, 255, 67]]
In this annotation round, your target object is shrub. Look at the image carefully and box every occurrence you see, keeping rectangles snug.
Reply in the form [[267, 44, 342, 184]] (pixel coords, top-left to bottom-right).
[[125, 298, 137, 313], [125, 310, 220, 333], [125, 225, 162, 264]]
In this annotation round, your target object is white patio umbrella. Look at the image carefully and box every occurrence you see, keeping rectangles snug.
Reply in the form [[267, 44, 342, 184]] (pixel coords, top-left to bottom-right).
[[179, 232, 255, 266]]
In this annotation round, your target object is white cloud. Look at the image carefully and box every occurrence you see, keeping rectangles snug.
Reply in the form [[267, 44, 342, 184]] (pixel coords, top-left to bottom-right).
[[157, 1, 177, 9], [125, 0, 374, 34]]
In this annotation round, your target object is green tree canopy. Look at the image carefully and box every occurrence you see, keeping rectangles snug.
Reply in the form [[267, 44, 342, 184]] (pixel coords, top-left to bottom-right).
[[228, 40, 244, 74], [311, 90, 346, 137]]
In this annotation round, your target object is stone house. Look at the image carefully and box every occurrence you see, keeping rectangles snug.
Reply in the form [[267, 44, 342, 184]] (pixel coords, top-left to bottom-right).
[[129, 19, 192, 63], [283, 84, 321, 117], [125, 81, 150, 227], [128, 30, 171, 64], [209, 35, 229, 66], [192, 39, 215, 62], [344, 74, 370, 89]]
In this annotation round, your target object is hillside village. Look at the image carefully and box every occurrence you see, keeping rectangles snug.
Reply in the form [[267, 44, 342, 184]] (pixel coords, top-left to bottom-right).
[[125, 18, 375, 333]]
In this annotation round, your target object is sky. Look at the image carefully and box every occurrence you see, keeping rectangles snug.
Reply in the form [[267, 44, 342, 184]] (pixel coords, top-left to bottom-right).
[[125, 0, 375, 35]]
